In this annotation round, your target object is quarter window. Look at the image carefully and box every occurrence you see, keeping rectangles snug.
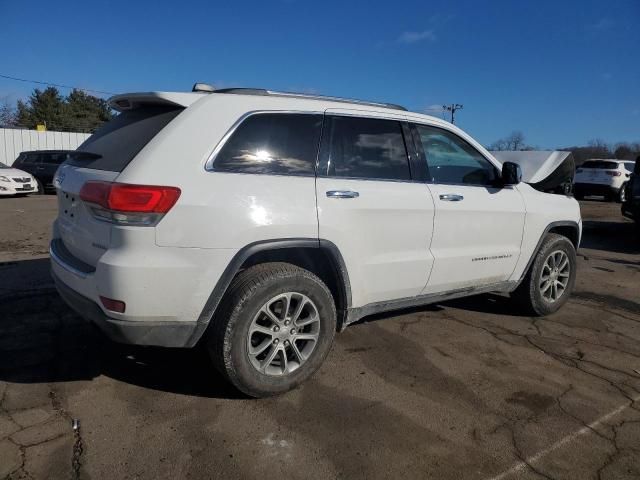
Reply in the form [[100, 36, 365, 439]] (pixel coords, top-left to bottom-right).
[[414, 125, 498, 186], [214, 113, 322, 175], [322, 116, 411, 181]]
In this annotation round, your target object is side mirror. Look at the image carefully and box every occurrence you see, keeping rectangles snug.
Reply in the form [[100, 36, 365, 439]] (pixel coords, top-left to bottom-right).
[[501, 161, 522, 185]]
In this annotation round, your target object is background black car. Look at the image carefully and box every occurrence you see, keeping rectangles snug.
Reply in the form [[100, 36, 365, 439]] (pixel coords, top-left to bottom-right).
[[12, 150, 71, 194], [621, 159, 640, 228]]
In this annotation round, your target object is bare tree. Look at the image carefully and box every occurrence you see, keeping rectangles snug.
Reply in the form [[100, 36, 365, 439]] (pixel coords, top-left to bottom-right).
[[489, 131, 530, 151], [0, 96, 16, 127]]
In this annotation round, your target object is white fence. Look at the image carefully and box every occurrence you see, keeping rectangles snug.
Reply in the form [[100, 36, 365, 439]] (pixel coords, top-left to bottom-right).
[[0, 128, 91, 166]]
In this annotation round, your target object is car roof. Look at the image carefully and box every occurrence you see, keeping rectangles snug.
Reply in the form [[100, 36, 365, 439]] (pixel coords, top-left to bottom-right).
[[108, 88, 452, 128]]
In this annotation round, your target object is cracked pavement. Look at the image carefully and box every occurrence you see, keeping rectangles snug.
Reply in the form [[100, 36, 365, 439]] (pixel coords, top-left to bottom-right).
[[1, 196, 639, 479]]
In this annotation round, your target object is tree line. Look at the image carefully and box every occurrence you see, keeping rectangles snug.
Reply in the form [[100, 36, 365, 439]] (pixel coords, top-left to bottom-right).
[[0, 87, 112, 133], [490, 131, 640, 164]]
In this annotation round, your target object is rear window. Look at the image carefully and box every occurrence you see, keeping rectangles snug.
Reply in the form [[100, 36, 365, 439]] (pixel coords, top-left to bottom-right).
[[68, 106, 183, 172], [581, 160, 618, 169], [41, 153, 69, 164], [213, 113, 322, 176]]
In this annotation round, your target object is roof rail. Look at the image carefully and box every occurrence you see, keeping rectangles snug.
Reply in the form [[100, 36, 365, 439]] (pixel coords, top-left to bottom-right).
[[212, 87, 407, 112]]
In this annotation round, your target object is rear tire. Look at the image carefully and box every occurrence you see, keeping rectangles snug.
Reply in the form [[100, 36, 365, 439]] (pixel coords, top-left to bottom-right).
[[617, 184, 627, 203], [207, 262, 337, 397], [512, 234, 577, 316]]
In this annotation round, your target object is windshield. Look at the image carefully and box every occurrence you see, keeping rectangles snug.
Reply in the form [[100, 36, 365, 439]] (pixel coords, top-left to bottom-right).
[[581, 160, 618, 169]]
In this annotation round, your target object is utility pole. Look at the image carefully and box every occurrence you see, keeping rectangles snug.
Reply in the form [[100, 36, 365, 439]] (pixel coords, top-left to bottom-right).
[[442, 104, 463, 124]]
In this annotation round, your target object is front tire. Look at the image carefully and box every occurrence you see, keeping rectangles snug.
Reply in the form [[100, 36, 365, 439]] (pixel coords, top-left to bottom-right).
[[208, 262, 337, 397], [35, 179, 45, 195], [512, 234, 577, 316]]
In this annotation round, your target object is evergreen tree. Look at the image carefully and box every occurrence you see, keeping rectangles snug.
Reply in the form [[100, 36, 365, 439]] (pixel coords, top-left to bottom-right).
[[66, 89, 113, 132], [14, 87, 113, 132]]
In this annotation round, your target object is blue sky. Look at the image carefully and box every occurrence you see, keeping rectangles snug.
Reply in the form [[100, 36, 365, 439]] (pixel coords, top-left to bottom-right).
[[1, 0, 638, 148]]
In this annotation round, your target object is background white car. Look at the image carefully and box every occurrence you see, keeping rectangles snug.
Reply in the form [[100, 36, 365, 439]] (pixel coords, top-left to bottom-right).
[[0, 162, 39, 196], [574, 159, 635, 202]]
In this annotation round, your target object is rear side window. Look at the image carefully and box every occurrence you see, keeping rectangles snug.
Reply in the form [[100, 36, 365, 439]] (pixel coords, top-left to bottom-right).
[[320, 116, 410, 181], [581, 160, 618, 169], [624, 162, 635, 172], [414, 125, 498, 186], [213, 113, 322, 176], [68, 106, 183, 172], [41, 153, 68, 164]]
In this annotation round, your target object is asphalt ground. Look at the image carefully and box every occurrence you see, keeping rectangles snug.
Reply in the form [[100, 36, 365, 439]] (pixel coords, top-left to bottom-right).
[[1, 195, 639, 479]]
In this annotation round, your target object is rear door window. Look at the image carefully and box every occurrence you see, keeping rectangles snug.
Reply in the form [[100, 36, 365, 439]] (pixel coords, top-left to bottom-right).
[[213, 113, 322, 176], [41, 153, 69, 164], [318, 115, 411, 181], [68, 106, 184, 172]]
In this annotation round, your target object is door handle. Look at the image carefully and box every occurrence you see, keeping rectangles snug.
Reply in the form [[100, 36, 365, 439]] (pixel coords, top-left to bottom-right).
[[439, 194, 464, 202], [326, 190, 359, 199]]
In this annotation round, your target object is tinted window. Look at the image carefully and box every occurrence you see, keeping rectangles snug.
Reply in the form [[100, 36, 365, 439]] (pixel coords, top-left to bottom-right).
[[214, 114, 322, 175], [12, 154, 26, 166], [0, 162, 8, 169], [624, 162, 635, 172], [323, 116, 410, 180], [41, 153, 69, 165], [582, 160, 618, 169], [414, 125, 497, 186], [68, 106, 183, 172]]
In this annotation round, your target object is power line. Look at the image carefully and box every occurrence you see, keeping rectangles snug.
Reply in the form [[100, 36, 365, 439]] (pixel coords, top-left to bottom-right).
[[0, 73, 115, 96]]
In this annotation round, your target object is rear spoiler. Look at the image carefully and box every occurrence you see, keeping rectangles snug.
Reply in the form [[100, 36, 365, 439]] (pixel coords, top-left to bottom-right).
[[108, 91, 206, 112]]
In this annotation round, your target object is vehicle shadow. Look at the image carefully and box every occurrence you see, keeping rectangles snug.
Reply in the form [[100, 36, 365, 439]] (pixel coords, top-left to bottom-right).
[[580, 220, 639, 255], [351, 291, 532, 328], [0, 258, 243, 399]]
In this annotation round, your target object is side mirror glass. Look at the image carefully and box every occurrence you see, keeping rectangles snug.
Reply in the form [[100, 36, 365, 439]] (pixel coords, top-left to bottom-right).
[[501, 161, 522, 185]]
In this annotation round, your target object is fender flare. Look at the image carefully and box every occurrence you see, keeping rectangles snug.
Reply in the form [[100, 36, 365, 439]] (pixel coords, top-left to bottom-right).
[[185, 238, 352, 346]]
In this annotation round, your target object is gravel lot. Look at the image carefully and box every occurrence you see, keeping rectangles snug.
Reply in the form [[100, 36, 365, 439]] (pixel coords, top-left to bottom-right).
[[1, 196, 639, 480]]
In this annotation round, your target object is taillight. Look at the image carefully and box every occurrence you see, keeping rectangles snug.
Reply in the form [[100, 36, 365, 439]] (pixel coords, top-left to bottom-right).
[[79, 181, 181, 226], [605, 171, 621, 177]]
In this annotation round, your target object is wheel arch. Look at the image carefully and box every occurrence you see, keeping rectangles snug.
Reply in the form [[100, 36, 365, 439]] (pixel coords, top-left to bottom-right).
[[186, 238, 352, 347], [515, 220, 580, 288]]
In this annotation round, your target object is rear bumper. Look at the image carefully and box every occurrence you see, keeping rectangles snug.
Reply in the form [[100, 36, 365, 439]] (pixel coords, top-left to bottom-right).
[[52, 270, 201, 347]]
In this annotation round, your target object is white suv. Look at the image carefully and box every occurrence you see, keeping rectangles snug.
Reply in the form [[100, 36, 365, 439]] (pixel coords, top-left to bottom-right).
[[574, 159, 635, 202], [51, 87, 581, 397]]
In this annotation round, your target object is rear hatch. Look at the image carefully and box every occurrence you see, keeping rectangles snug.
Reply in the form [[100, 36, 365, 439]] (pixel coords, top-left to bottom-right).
[[54, 100, 186, 267], [575, 160, 619, 185]]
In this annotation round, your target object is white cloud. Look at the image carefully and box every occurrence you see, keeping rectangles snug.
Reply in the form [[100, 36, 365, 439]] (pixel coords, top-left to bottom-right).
[[398, 30, 436, 44]]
